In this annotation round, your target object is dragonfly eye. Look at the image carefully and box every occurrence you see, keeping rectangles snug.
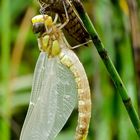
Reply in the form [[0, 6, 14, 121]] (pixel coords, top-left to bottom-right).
[[33, 22, 46, 34]]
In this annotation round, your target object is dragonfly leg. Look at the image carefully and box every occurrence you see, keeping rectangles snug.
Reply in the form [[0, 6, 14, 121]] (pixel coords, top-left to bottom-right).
[[39, 5, 47, 14], [58, 1, 69, 30], [71, 40, 92, 49], [38, 0, 43, 8], [38, 37, 44, 51], [54, 14, 63, 29], [53, 13, 59, 24]]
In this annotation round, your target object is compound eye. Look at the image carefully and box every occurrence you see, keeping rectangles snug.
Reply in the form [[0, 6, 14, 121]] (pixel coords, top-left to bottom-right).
[[33, 22, 45, 34]]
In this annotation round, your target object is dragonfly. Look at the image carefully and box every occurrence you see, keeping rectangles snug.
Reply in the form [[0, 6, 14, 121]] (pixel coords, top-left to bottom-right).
[[38, 0, 90, 46], [20, 14, 91, 140]]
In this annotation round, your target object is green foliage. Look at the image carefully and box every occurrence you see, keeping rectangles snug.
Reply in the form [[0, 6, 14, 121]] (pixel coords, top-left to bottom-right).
[[0, 0, 140, 140]]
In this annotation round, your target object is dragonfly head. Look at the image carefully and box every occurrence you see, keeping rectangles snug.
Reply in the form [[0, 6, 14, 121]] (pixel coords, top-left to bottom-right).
[[32, 15, 53, 35], [32, 15, 61, 56]]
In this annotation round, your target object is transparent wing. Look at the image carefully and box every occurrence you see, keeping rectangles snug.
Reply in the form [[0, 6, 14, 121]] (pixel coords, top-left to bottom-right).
[[20, 52, 77, 140], [19, 52, 47, 136]]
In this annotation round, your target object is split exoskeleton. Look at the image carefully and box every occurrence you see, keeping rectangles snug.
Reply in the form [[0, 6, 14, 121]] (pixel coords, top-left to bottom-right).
[[38, 0, 90, 46]]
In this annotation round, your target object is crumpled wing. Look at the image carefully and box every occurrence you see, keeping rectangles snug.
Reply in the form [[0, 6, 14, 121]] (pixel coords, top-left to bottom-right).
[[20, 52, 77, 140]]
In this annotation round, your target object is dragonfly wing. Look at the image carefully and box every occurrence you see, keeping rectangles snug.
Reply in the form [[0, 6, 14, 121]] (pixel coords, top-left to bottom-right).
[[30, 52, 47, 104], [20, 52, 47, 139], [20, 53, 77, 140], [47, 58, 77, 140]]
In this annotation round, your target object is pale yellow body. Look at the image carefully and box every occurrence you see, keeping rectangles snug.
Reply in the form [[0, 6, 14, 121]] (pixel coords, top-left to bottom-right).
[[59, 48, 91, 140], [32, 15, 91, 140]]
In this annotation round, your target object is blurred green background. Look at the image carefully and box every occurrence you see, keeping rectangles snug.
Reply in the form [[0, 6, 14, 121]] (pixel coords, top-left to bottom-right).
[[0, 0, 140, 140]]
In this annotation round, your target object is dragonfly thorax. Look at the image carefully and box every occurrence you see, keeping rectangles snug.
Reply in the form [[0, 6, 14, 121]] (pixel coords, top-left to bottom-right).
[[38, 34, 61, 57]]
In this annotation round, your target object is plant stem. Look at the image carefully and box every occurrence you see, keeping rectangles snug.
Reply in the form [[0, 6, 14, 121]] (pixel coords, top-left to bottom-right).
[[73, 0, 140, 137]]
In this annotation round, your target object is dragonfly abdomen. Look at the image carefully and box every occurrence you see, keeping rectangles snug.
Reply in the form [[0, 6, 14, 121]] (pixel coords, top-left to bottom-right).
[[59, 49, 91, 140]]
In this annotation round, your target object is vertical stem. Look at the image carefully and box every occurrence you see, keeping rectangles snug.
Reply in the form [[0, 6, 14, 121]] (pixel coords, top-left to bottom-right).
[[1, 0, 11, 139]]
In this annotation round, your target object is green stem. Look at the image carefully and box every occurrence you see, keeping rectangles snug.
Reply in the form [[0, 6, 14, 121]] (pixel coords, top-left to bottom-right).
[[73, 0, 140, 137], [1, 0, 11, 139]]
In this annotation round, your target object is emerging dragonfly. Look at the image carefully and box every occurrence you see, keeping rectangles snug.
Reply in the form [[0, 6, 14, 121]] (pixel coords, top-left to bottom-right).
[[38, 0, 90, 46], [20, 14, 91, 140]]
